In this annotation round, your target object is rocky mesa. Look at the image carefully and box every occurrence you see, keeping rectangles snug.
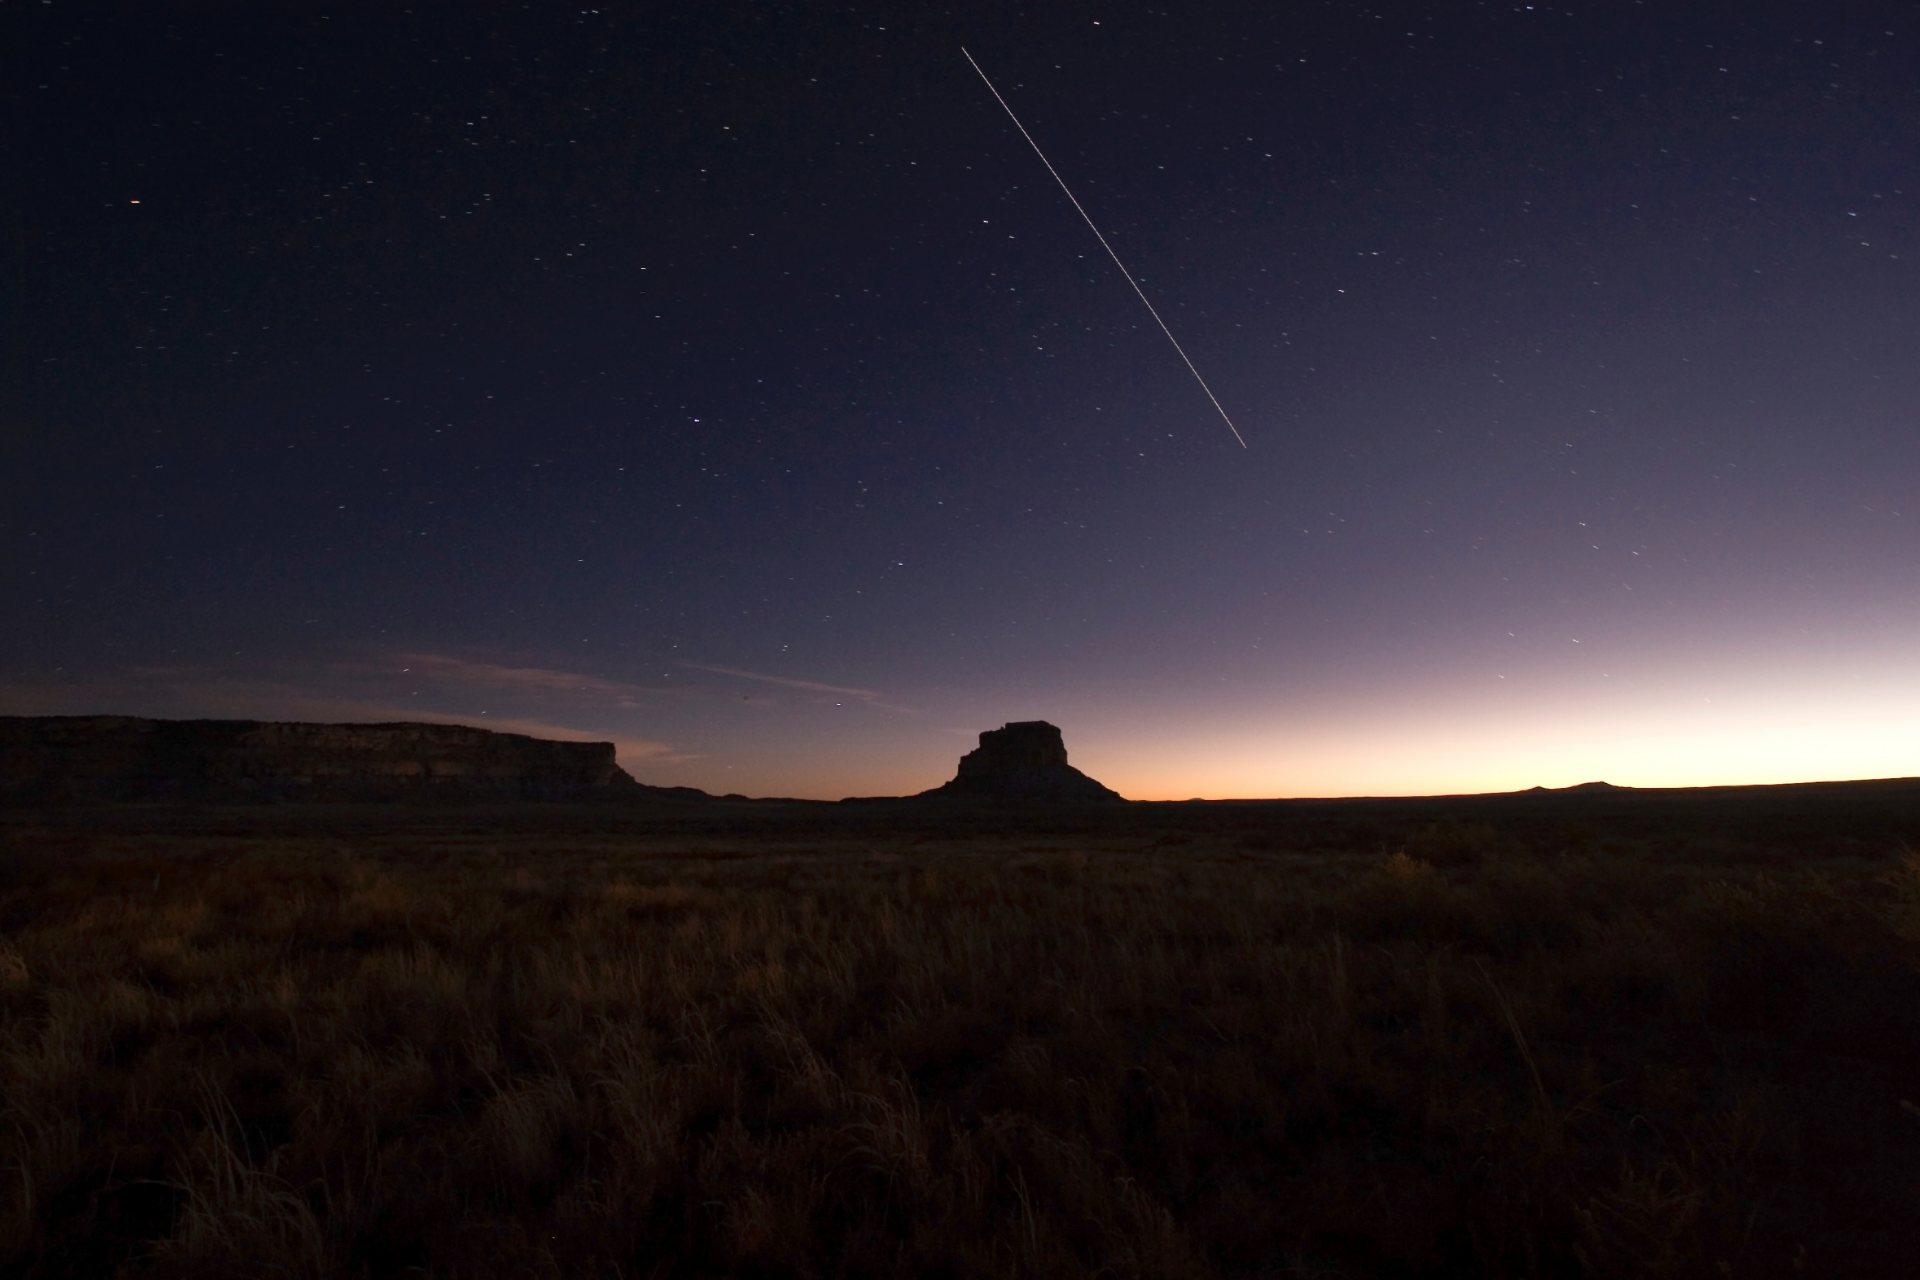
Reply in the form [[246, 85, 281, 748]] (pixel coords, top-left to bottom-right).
[[0, 715, 653, 802], [918, 720, 1124, 803]]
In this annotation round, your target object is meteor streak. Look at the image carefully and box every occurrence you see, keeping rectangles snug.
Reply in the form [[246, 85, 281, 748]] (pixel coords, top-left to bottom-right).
[[961, 46, 1248, 449]]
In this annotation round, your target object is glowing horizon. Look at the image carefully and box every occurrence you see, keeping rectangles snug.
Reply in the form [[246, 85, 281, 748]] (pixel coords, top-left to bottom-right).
[[4, 633, 1914, 802]]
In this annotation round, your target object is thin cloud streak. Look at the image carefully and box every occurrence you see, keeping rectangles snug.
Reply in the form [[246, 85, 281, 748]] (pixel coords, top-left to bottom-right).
[[383, 653, 674, 705], [679, 663, 916, 713]]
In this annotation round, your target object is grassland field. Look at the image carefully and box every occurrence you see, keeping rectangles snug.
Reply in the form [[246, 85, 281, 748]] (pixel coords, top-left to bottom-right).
[[3, 782, 1918, 1278]]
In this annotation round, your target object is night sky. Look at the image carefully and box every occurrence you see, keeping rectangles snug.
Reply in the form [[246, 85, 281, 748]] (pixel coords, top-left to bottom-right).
[[5, 3, 1915, 799]]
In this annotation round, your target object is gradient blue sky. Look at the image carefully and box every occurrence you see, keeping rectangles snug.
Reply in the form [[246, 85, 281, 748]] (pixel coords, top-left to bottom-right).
[[5, 3, 1915, 799]]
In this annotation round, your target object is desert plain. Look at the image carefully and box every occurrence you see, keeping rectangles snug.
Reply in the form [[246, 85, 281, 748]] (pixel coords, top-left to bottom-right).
[[3, 781, 1918, 1278]]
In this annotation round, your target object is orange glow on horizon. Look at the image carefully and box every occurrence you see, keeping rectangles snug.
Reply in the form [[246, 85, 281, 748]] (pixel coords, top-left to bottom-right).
[[682, 657, 1920, 801], [1075, 675, 1920, 801]]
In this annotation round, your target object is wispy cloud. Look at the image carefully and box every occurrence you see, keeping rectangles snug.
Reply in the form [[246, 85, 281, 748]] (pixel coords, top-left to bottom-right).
[[679, 663, 915, 714], [681, 664, 881, 700], [382, 653, 672, 706]]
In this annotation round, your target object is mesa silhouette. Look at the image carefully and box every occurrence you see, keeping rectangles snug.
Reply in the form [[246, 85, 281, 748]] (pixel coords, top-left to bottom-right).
[[0, 714, 1130, 805], [0, 715, 697, 802], [916, 720, 1124, 803]]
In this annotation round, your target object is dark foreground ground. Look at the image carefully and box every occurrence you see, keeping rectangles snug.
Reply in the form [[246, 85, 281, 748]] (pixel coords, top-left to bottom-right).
[[3, 780, 1918, 1278]]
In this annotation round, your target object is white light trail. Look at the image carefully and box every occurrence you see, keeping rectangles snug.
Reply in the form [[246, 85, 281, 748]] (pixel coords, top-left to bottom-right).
[[961, 46, 1248, 449]]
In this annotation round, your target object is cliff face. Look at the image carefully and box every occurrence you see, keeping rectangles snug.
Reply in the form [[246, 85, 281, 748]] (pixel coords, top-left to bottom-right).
[[921, 721, 1123, 803], [0, 716, 643, 802]]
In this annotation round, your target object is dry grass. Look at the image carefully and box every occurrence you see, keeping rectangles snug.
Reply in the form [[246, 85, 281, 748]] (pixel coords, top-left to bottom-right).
[[1, 801, 1917, 1277]]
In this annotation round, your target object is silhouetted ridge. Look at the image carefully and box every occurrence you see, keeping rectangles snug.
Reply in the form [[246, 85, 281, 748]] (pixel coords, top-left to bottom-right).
[[0, 715, 690, 802], [918, 721, 1123, 803]]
